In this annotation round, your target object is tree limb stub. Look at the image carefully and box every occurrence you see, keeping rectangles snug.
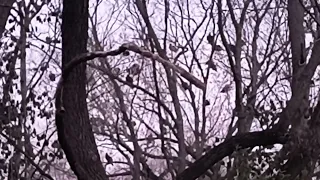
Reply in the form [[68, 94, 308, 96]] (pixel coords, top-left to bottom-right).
[[176, 130, 288, 180]]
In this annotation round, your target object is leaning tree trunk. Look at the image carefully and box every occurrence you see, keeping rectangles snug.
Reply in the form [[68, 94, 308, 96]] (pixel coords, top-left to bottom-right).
[[55, 0, 108, 179]]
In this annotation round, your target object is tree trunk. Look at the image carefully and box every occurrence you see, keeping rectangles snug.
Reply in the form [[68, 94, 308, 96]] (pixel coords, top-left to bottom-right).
[[56, 0, 108, 179]]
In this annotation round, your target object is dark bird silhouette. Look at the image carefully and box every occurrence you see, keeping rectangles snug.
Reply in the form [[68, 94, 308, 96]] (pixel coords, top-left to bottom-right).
[[181, 81, 189, 90], [205, 100, 210, 106], [169, 44, 178, 52], [123, 50, 130, 56], [112, 67, 121, 75], [270, 100, 276, 111], [207, 34, 214, 44], [227, 44, 236, 54], [128, 63, 141, 76], [299, 42, 306, 65], [221, 84, 231, 93], [126, 75, 133, 84], [105, 153, 113, 164], [205, 60, 217, 71], [213, 45, 224, 52], [227, 40, 245, 54]]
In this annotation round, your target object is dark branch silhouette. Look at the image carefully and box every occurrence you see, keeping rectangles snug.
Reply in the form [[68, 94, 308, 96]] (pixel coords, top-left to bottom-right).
[[176, 130, 288, 180]]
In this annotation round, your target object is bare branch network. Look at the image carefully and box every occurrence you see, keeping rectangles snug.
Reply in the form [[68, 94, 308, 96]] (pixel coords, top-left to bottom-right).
[[54, 42, 289, 180], [62, 42, 204, 89], [55, 42, 205, 113]]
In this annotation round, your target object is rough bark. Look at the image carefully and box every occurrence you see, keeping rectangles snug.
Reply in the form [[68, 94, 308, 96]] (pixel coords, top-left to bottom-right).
[[275, 0, 320, 179], [55, 0, 108, 179]]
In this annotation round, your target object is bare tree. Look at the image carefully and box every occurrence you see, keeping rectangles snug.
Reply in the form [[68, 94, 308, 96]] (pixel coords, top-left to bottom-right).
[[2, 0, 320, 180]]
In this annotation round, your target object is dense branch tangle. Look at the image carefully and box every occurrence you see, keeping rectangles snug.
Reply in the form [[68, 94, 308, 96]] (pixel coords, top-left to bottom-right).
[[55, 42, 205, 115], [54, 0, 320, 179], [53, 41, 294, 179]]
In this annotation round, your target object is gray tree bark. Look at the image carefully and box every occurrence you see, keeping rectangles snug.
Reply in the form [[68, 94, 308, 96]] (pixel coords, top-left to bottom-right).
[[55, 0, 109, 179]]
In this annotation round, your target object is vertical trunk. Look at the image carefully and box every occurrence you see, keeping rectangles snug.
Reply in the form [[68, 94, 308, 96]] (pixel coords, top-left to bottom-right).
[[55, 0, 108, 179], [9, 6, 29, 180], [277, 0, 316, 179]]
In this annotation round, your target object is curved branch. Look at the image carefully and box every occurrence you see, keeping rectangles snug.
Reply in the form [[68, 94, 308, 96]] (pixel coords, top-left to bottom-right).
[[55, 43, 205, 113], [176, 130, 288, 180]]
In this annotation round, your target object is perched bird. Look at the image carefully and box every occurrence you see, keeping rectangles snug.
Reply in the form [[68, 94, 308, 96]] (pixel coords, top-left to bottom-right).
[[227, 40, 245, 54], [205, 100, 210, 106], [299, 43, 306, 65], [205, 60, 217, 71], [49, 73, 56, 81], [112, 67, 121, 75], [123, 50, 130, 56], [227, 44, 236, 54], [270, 100, 276, 111], [128, 63, 141, 76], [181, 81, 189, 90], [207, 34, 214, 44], [147, 134, 153, 144], [169, 44, 178, 52], [213, 45, 224, 52], [311, 80, 315, 87], [126, 75, 133, 84], [221, 84, 232, 93], [105, 153, 113, 164], [215, 137, 220, 143]]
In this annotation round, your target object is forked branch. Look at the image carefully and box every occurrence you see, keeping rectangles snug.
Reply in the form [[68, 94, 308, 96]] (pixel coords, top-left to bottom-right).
[[176, 130, 288, 180]]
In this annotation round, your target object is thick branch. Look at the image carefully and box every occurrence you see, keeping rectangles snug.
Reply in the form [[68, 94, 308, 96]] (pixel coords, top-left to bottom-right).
[[55, 43, 205, 112], [122, 43, 205, 90], [176, 130, 288, 180], [60, 43, 204, 89]]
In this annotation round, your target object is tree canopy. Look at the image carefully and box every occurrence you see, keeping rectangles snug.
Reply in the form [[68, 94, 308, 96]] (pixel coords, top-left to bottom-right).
[[1, 0, 320, 180]]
